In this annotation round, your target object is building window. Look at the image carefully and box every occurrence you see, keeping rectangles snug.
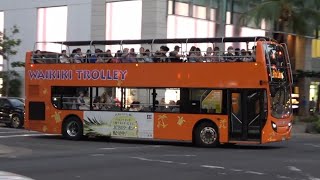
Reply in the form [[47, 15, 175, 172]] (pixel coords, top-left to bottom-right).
[[106, 0, 142, 53], [192, 5, 206, 19], [0, 11, 4, 71], [210, 8, 216, 21], [168, 0, 174, 15], [312, 38, 320, 58], [37, 6, 68, 52], [175, 2, 189, 16], [167, 15, 215, 52], [0, 11, 4, 96]]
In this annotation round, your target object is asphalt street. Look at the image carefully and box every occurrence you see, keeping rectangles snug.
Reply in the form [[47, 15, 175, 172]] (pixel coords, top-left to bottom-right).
[[0, 124, 319, 180]]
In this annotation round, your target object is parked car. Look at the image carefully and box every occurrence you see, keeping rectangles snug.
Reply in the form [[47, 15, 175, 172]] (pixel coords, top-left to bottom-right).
[[0, 97, 25, 128]]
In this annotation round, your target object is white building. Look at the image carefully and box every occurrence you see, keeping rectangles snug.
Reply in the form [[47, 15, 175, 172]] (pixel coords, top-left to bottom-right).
[[0, 0, 289, 98]]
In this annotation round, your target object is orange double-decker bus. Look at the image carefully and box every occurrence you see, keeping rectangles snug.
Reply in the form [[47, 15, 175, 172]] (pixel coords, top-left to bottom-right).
[[24, 37, 293, 147]]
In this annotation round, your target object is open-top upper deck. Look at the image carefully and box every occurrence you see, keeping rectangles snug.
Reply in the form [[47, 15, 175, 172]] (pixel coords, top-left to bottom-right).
[[26, 36, 291, 89]]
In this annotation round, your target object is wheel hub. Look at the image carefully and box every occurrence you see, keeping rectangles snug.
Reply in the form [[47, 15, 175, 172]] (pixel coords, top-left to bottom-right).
[[67, 122, 79, 137], [200, 127, 217, 145]]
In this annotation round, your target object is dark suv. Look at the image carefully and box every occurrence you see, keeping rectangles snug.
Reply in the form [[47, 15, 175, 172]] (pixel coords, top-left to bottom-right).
[[0, 97, 25, 128]]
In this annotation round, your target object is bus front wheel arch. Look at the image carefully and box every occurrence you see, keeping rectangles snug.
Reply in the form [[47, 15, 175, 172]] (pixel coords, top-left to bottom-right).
[[62, 115, 83, 140], [193, 120, 219, 147]]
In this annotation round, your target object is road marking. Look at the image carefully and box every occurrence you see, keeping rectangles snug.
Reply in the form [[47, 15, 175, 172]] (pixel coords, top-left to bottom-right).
[[201, 165, 225, 169], [131, 157, 188, 165], [99, 148, 116, 150], [304, 143, 320, 148], [0, 171, 35, 180], [245, 171, 265, 175], [276, 175, 291, 179], [90, 154, 105, 157], [99, 145, 161, 150], [163, 154, 196, 157], [178, 163, 188, 165], [307, 175, 320, 180], [158, 160, 174, 163], [230, 169, 243, 172], [287, 166, 302, 172], [0, 134, 55, 138]]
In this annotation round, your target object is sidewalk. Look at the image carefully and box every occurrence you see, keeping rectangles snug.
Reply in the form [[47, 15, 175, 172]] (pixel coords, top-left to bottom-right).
[[292, 121, 307, 134]]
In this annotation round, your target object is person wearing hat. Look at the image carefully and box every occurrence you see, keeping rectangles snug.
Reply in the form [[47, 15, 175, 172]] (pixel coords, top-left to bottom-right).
[[169, 45, 183, 62]]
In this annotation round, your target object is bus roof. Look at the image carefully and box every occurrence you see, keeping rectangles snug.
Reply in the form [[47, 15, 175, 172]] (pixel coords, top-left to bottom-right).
[[41, 36, 275, 46]]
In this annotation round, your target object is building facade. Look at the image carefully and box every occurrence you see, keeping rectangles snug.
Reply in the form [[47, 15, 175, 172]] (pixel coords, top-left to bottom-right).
[[0, 0, 319, 106]]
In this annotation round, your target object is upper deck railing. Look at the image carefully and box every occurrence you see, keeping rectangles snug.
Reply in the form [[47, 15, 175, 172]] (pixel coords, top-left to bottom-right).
[[31, 36, 276, 64]]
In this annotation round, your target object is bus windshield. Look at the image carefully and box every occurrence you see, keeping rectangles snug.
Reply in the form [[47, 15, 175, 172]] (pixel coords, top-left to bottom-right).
[[265, 44, 289, 82], [270, 86, 291, 118], [265, 43, 292, 118]]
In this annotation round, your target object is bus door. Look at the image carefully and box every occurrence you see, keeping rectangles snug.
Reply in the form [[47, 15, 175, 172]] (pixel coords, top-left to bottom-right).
[[229, 89, 266, 141]]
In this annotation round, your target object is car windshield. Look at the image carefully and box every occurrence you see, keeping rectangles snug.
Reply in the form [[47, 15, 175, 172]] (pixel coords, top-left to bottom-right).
[[8, 98, 24, 107]]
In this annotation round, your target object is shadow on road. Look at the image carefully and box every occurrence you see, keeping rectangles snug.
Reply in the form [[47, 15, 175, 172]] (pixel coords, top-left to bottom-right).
[[34, 135, 286, 150]]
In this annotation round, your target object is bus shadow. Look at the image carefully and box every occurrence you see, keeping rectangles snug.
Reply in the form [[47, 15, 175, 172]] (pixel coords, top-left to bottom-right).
[[34, 135, 285, 150], [219, 143, 286, 150]]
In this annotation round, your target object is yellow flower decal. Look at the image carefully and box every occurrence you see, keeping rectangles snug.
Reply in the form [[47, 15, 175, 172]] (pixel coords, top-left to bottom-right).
[[43, 88, 48, 95], [157, 114, 168, 128], [117, 79, 123, 87], [42, 125, 48, 132], [267, 132, 276, 141], [219, 119, 227, 129], [51, 111, 62, 123], [177, 116, 186, 126]]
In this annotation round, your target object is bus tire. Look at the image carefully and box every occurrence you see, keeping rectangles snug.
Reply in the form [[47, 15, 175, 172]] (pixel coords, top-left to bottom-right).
[[194, 122, 219, 147], [62, 117, 83, 140]]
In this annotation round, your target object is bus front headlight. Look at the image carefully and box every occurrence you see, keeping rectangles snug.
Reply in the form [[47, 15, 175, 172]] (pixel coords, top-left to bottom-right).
[[272, 122, 277, 132]]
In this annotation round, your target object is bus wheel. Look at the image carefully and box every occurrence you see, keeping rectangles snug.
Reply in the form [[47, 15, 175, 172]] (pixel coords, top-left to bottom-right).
[[194, 122, 219, 147], [62, 117, 83, 140]]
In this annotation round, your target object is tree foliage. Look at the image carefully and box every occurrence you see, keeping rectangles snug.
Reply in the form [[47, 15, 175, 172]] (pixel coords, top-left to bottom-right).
[[0, 25, 21, 59], [240, 0, 320, 37], [0, 25, 23, 97]]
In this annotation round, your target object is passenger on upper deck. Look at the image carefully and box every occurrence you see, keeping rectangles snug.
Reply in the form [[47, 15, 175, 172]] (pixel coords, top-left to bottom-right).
[[136, 47, 146, 63], [204, 47, 213, 62], [212, 46, 222, 62], [95, 49, 105, 63], [144, 49, 153, 63], [74, 48, 84, 63], [169, 45, 183, 62], [224, 46, 235, 62], [241, 49, 254, 62], [59, 50, 70, 63], [234, 48, 242, 62], [194, 47, 203, 62], [188, 46, 197, 62], [154, 46, 169, 62], [121, 48, 137, 63], [104, 49, 113, 63], [33, 50, 45, 63]]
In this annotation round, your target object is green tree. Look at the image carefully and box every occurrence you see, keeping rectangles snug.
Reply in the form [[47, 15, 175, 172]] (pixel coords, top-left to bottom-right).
[[241, 0, 320, 116], [0, 25, 22, 97], [240, 0, 320, 38]]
